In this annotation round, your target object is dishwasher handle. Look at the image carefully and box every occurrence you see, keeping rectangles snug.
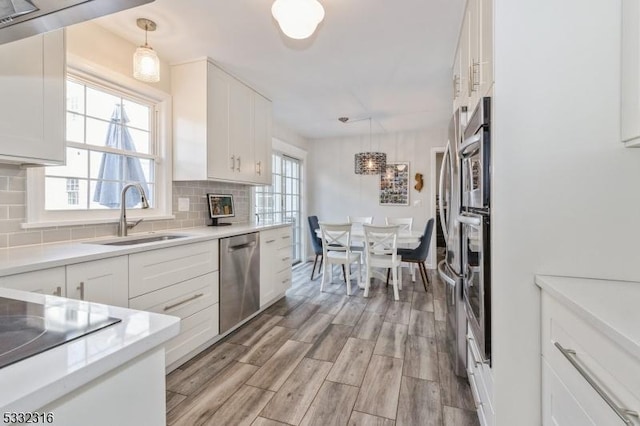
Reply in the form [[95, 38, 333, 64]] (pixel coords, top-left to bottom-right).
[[228, 241, 257, 252]]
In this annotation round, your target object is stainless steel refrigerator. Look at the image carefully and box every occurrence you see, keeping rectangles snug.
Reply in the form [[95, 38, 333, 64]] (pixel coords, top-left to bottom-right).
[[437, 106, 468, 377]]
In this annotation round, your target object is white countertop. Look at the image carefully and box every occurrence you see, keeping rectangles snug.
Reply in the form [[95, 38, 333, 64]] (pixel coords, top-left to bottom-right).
[[0, 223, 290, 277], [0, 287, 180, 412], [536, 275, 640, 361]]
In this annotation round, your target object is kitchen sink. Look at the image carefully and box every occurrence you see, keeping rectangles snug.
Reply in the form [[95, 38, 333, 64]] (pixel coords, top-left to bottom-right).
[[86, 234, 189, 246]]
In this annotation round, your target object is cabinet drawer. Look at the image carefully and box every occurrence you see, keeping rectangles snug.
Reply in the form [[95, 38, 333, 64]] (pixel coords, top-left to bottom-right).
[[261, 227, 291, 250], [165, 303, 219, 367], [542, 358, 604, 426], [275, 267, 292, 291], [275, 246, 292, 272], [542, 293, 640, 419], [0, 267, 66, 296], [129, 240, 218, 297], [467, 328, 494, 425], [128, 272, 219, 319]]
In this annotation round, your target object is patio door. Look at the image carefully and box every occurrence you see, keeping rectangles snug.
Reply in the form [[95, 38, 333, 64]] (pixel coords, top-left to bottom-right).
[[255, 152, 302, 265]]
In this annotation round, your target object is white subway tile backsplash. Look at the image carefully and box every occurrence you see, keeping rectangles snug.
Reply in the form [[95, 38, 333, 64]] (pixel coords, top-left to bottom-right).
[[0, 164, 251, 247], [9, 231, 42, 247]]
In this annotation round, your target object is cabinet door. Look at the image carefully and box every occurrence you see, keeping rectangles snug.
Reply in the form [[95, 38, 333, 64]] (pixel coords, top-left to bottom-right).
[[253, 93, 272, 185], [467, 0, 481, 110], [0, 267, 66, 296], [479, 0, 493, 97], [452, 44, 462, 112], [66, 256, 128, 307], [207, 64, 234, 180], [622, 0, 640, 146], [228, 77, 253, 181], [460, 10, 471, 110], [0, 30, 65, 165]]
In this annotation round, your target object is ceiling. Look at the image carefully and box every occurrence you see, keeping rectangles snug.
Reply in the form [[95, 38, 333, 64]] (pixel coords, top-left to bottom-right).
[[96, 0, 465, 140]]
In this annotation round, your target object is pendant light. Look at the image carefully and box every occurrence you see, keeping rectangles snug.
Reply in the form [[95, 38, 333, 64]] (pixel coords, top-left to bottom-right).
[[271, 0, 325, 40], [353, 117, 387, 175], [133, 18, 160, 83]]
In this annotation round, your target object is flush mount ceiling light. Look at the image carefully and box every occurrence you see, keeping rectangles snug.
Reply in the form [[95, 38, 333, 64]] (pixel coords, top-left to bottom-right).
[[133, 18, 160, 83], [271, 0, 325, 40], [343, 117, 387, 175]]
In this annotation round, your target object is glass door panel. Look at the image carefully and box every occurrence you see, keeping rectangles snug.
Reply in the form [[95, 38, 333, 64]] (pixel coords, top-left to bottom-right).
[[255, 152, 302, 265]]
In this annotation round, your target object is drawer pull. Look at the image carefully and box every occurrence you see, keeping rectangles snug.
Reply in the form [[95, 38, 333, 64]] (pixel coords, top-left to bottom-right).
[[467, 334, 488, 366], [77, 282, 85, 300], [53, 286, 62, 297], [554, 342, 639, 425], [282, 278, 290, 284], [281, 235, 290, 239], [164, 293, 204, 312], [282, 257, 290, 262], [265, 239, 276, 244]]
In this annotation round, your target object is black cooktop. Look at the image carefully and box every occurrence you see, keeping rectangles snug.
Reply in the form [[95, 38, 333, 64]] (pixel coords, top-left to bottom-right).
[[0, 296, 121, 369]]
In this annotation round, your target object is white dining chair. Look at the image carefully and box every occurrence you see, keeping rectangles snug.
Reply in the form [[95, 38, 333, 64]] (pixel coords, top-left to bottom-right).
[[347, 216, 374, 227], [319, 223, 362, 295], [362, 224, 402, 300], [385, 217, 416, 282]]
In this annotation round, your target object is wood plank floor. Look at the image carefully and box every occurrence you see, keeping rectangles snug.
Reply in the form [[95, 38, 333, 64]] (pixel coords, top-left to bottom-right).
[[166, 262, 479, 426]]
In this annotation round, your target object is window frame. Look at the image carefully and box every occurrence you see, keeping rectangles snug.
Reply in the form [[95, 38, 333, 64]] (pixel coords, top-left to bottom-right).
[[25, 59, 173, 228]]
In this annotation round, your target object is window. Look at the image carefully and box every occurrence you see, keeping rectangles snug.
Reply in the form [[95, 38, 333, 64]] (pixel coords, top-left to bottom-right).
[[45, 78, 155, 211], [26, 66, 172, 228], [66, 178, 79, 205], [255, 152, 303, 264]]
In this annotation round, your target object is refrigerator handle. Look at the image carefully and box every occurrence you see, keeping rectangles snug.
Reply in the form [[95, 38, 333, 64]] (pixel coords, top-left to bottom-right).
[[438, 143, 450, 244], [437, 260, 457, 287], [458, 213, 482, 226]]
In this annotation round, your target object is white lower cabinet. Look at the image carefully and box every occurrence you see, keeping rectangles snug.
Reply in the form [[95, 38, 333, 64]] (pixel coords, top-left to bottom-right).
[[129, 272, 219, 366], [0, 267, 66, 296], [0, 258, 128, 306], [260, 226, 292, 307], [541, 292, 640, 426], [66, 257, 128, 307], [128, 240, 220, 368], [466, 328, 494, 426]]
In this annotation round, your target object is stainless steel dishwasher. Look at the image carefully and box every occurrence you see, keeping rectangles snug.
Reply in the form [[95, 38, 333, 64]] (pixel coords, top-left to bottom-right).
[[219, 232, 260, 333]]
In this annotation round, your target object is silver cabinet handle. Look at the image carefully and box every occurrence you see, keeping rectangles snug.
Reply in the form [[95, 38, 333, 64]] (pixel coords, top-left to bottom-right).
[[282, 278, 290, 284], [256, 161, 262, 175], [237, 156, 241, 172], [471, 61, 481, 91], [265, 239, 276, 244], [164, 293, 204, 312], [230, 155, 235, 171], [281, 235, 290, 239], [77, 281, 85, 300], [228, 241, 257, 252], [554, 342, 639, 425], [467, 334, 488, 366], [282, 257, 290, 262], [53, 286, 62, 297]]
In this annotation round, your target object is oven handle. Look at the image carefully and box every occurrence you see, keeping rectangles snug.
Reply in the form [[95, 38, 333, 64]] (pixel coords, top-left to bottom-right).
[[458, 213, 482, 226], [438, 143, 451, 243], [458, 133, 481, 158]]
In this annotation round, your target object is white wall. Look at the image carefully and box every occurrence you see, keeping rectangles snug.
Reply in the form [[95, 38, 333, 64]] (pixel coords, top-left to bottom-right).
[[66, 21, 172, 94], [307, 126, 447, 267], [273, 121, 310, 152], [493, 0, 640, 424]]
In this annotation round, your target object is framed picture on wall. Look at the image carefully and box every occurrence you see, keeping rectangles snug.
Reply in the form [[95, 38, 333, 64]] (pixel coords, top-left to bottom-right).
[[380, 162, 410, 206]]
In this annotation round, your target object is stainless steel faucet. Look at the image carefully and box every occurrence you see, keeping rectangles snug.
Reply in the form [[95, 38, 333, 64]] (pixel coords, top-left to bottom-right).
[[118, 183, 150, 237]]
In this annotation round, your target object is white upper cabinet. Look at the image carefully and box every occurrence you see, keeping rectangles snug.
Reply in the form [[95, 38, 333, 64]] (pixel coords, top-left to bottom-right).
[[622, 0, 640, 147], [173, 59, 273, 184], [454, 0, 493, 113], [0, 29, 65, 165]]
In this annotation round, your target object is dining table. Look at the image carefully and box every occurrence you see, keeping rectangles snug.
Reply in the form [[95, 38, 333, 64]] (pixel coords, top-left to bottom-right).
[[314, 227, 423, 289]]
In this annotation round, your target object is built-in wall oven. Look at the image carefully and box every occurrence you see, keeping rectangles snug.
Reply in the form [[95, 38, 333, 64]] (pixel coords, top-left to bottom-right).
[[460, 97, 491, 211], [458, 96, 491, 364], [459, 211, 491, 364]]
